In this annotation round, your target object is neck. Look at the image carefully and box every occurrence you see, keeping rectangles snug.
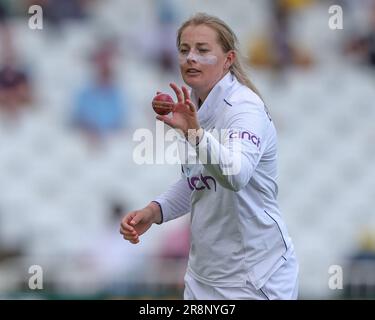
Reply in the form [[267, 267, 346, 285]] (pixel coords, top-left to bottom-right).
[[197, 98, 203, 108], [197, 91, 209, 104], [196, 71, 230, 105], [196, 83, 215, 104]]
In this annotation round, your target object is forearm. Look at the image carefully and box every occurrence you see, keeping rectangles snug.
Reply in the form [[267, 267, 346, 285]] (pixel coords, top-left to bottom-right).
[[146, 201, 163, 225], [153, 178, 192, 223]]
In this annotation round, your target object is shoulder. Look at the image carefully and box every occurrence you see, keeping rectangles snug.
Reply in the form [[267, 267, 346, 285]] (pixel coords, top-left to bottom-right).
[[221, 84, 268, 122], [227, 84, 264, 107]]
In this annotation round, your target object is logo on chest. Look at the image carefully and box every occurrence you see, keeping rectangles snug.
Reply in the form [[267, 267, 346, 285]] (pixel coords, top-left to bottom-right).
[[187, 174, 217, 192]]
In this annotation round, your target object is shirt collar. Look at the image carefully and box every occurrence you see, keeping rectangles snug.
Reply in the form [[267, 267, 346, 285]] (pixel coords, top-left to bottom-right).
[[191, 72, 236, 127]]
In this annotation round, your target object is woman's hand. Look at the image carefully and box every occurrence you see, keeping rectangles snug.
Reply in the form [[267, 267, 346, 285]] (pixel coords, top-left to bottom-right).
[[156, 83, 203, 142], [120, 202, 161, 244]]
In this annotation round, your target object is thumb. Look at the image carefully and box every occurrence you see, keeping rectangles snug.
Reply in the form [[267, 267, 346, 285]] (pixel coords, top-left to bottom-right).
[[130, 213, 143, 226], [156, 115, 174, 128]]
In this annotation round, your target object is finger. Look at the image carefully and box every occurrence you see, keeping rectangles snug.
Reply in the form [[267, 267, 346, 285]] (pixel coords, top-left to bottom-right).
[[122, 233, 136, 241], [156, 115, 175, 128], [125, 237, 139, 244], [120, 226, 137, 236], [170, 83, 184, 103], [121, 214, 136, 231], [121, 218, 135, 232], [130, 213, 143, 226], [120, 222, 134, 232], [122, 234, 139, 240], [125, 235, 139, 243], [186, 99, 196, 113], [120, 227, 137, 235], [182, 86, 190, 102], [173, 102, 190, 113], [127, 236, 139, 243]]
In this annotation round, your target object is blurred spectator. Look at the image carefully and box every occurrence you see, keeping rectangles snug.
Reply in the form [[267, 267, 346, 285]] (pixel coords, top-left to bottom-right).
[[0, 1, 10, 60], [0, 1, 8, 24], [158, 221, 190, 260], [0, 16, 33, 123], [278, 0, 314, 10], [344, 229, 375, 299], [152, 0, 180, 74], [78, 201, 147, 297], [0, 64, 32, 119], [0, 245, 23, 264], [344, 0, 375, 67], [155, 220, 190, 295], [247, 0, 314, 71], [0, 211, 23, 267], [130, 0, 180, 75], [71, 39, 128, 144]]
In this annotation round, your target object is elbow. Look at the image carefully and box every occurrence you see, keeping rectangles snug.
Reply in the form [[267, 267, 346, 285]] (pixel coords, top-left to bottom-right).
[[224, 163, 253, 192], [233, 181, 247, 192], [211, 167, 253, 192]]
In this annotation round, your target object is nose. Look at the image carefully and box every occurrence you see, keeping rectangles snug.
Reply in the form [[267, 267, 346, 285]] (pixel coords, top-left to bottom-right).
[[186, 51, 197, 63]]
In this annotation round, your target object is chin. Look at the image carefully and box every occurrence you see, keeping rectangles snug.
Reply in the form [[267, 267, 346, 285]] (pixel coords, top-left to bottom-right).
[[183, 76, 202, 90]]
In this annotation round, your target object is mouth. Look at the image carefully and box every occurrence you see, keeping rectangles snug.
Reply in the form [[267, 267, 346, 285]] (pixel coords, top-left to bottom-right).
[[186, 68, 201, 75]]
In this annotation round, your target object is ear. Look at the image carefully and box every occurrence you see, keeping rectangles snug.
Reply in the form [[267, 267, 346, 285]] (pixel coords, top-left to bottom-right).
[[224, 50, 236, 70]]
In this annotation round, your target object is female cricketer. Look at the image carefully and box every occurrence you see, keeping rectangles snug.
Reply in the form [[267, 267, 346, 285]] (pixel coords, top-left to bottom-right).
[[120, 13, 299, 300]]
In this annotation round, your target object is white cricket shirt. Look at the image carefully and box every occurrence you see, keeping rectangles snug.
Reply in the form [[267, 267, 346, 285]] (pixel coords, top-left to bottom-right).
[[154, 72, 295, 290]]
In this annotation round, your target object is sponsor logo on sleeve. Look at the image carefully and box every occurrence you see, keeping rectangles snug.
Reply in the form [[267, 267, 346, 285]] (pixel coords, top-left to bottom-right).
[[228, 130, 261, 149]]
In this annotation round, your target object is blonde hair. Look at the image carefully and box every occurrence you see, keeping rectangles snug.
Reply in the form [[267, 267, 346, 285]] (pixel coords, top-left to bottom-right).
[[177, 13, 262, 99]]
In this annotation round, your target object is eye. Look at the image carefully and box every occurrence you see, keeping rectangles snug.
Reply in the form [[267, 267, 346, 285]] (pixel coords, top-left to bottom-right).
[[198, 48, 209, 53], [179, 48, 189, 55]]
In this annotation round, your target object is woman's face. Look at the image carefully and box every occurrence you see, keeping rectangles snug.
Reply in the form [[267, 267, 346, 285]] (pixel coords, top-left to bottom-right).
[[178, 25, 234, 98]]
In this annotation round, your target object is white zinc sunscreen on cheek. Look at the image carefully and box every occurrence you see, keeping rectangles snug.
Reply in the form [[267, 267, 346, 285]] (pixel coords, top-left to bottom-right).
[[178, 52, 218, 65]]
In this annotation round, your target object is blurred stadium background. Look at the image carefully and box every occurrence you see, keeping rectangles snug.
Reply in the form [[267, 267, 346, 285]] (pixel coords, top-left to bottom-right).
[[0, 0, 374, 299]]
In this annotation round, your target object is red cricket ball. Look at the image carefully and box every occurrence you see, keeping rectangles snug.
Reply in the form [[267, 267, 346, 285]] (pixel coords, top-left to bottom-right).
[[152, 93, 174, 115]]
